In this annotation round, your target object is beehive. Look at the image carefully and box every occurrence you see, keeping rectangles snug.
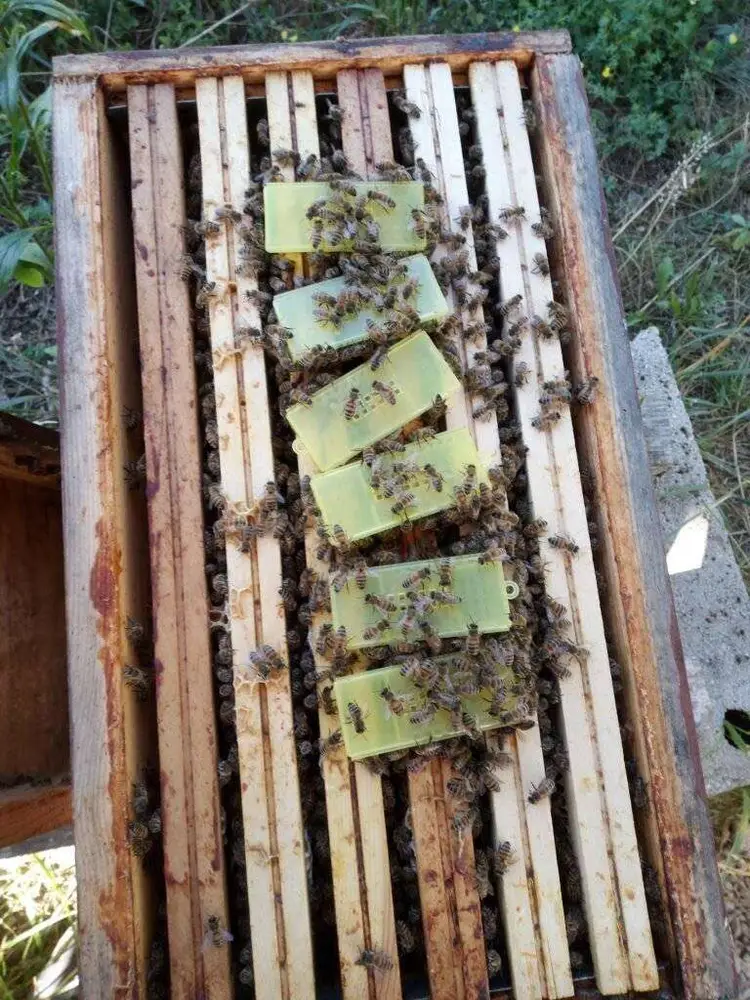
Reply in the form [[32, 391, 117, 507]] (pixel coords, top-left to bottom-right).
[[53, 32, 736, 1000]]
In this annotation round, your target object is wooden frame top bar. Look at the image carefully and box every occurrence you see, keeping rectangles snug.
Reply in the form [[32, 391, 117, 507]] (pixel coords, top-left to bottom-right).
[[53, 31, 571, 90]]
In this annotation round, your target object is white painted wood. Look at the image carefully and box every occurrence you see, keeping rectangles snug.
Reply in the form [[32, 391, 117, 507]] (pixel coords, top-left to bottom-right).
[[469, 59, 658, 994], [404, 61, 572, 1000], [196, 74, 315, 1000]]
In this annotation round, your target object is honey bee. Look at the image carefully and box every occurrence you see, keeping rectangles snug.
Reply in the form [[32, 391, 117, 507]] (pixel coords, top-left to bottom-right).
[[478, 540, 504, 566], [396, 919, 416, 954], [451, 808, 475, 836], [512, 361, 531, 387], [547, 300, 569, 329], [421, 462, 444, 492], [345, 701, 367, 734], [381, 687, 407, 716], [123, 454, 147, 490], [343, 386, 361, 421], [532, 215, 554, 240], [498, 205, 526, 221], [123, 663, 153, 700], [548, 533, 580, 555], [527, 775, 556, 803], [319, 686, 337, 716], [530, 314, 555, 340], [402, 567, 431, 589], [203, 916, 233, 949], [364, 592, 398, 615], [352, 560, 368, 590], [331, 524, 349, 548], [429, 589, 461, 606], [355, 948, 393, 971], [409, 208, 429, 240], [391, 493, 415, 516], [319, 730, 344, 757], [498, 293, 523, 317], [530, 252, 550, 276], [256, 118, 269, 145], [362, 620, 391, 642], [437, 559, 453, 588], [466, 622, 481, 657], [531, 410, 562, 431], [409, 704, 436, 727], [371, 379, 397, 405], [248, 643, 284, 677], [574, 376, 599, 405], [493, 841, 517, 876], [368, 345, 389, 371]]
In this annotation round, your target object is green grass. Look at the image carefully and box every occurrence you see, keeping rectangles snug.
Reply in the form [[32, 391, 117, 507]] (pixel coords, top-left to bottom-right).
[[0, 847, 77, 999]]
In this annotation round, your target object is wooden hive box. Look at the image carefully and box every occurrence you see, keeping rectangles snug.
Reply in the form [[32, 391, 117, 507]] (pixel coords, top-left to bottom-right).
[[0, 413, 71, 849], [53, 32, 736, 1000]]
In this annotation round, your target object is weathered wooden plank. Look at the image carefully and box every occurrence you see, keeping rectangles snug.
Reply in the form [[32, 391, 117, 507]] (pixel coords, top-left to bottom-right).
[[0, 476, 67, 780], [265, 68, 373, 1000], [128, 83, 232, 1000], [0, 784, 72, 851], [55, 78, 152, 998], [336, 67, 402, 1000], [53, 31, 572, 88], [404, 60, 571, 1000], [469, 59, 658, 994], [196, 73, 316, 1000], [530, 52, 738, 1000]]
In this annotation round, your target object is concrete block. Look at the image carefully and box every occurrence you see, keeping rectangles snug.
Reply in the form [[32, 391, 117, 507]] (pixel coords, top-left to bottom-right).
[[631, 327, 750, 797]]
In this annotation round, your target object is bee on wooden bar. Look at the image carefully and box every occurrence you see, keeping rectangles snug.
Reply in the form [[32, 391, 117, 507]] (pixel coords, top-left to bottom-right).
[[532, 213, 555, 240], [498, 293, 523, 317], [530, 252, 550, 276], [451, 807, 475, 836], [523, 516, 548, 537], [498, 205, 526, 222], [318, 730, 344, 757], [528, 775, 556, 803], [272, 147, 300, 169], [575, 376, 600, 405], [548, 533, 580, 555], [521, 100, 537, 132], [531, 410, 562, 431], [319, 686, 337, 716], [204, 916, 233, 949], [381, 687, 406, 716], [355, 948, 393, 972]]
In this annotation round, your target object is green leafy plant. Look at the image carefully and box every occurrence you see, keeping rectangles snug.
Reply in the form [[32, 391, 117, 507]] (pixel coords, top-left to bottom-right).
[[0, 0, 88, 291]]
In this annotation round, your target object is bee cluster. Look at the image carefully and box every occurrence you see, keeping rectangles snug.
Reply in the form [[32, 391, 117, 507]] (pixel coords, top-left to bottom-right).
[[117, 85, 659, 998]]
